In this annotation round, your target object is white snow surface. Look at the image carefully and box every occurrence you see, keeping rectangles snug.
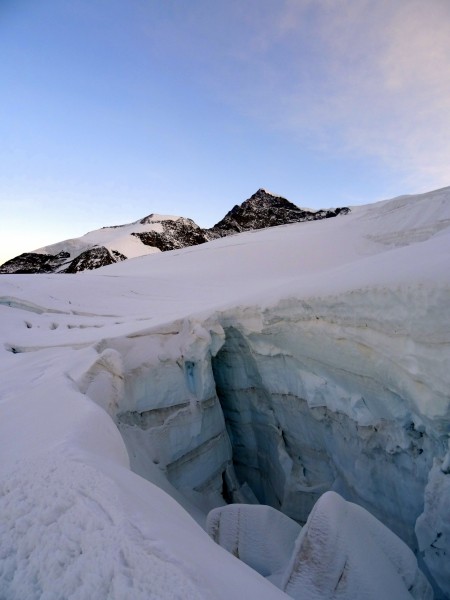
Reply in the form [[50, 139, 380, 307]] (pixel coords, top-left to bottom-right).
[[1, 186, 450, 598], [206, 494, 432, 599], [282, 491, 432, 599], [206, 503, 302, 584], [35, 213, 186, 261]]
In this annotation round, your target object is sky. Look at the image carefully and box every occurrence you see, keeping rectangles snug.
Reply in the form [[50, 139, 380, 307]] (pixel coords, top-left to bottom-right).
[[1, 0, 450, 265]]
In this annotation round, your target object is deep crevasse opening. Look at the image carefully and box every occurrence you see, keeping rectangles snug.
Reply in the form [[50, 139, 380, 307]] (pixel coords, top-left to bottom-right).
[[211, 326, 435, 542], [105, 298, 448, 598], [115, 321, 434, 545]]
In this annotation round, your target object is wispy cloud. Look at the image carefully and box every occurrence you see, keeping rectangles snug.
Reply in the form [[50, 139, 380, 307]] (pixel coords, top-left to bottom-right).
[[314, 0, 450, 189], [192, 0, 450, 191]]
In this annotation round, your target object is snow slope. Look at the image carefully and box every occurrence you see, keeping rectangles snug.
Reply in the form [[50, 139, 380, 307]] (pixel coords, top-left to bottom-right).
[[1, 186, 450, 598], [36, 213, 181, 258]]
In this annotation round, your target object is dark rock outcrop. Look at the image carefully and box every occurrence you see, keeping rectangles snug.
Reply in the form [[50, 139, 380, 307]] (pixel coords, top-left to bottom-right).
[[64, 247, 126, 273], [0, 251, 70, 274], [207, 188, 349, 238], [132, 218, 209, 252]]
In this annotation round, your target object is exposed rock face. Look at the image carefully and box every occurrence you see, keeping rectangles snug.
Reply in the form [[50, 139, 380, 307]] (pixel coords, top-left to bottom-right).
[[0, 251, 70, 274], [0, 190, 349, 274], [207, 188, 349, 238], [132, 217, 209, 251], [64, 247, 127, 273]]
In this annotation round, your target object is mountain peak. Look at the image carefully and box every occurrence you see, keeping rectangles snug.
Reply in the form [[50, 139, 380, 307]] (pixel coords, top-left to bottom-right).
[[139, 213, 184, 225], [208, 188, 347, 238], [252, 188, 279, 197], [242, 189, 299, 212], [0, 190, 350, 274], [247, 188, 286, 202]]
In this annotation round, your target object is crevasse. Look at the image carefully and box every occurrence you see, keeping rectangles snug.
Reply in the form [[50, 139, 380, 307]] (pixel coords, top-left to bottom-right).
[[110, 285, 450, 598]]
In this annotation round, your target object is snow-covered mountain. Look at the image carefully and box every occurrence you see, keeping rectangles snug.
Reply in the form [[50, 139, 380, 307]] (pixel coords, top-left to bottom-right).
[[0, 213, 210, 274], [0, 189, 349, 274], [1, 186, 450, 599]]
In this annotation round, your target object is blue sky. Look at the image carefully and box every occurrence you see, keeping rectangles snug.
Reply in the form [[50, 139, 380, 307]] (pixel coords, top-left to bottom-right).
[[1, 0, 450, 264]]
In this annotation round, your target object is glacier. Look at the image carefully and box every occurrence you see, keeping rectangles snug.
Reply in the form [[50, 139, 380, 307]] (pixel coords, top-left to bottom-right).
[[1, 186, 450, 598]]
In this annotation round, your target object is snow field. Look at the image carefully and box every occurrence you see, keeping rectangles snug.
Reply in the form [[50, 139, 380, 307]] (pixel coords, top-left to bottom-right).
[[1, 186, 450, 597]]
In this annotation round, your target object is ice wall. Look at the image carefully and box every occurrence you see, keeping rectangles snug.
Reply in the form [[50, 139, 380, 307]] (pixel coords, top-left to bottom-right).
[[82, 285, 449, 597], [210, 286, 449, 597], [106, 319, 236, 512]]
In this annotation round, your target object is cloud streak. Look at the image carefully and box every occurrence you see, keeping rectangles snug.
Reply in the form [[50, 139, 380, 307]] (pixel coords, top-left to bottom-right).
[[185, 0, 450, 191], [285, 0, 450, 189]]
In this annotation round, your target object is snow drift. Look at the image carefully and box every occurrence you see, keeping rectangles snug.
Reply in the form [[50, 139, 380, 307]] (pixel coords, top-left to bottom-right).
[[206, 494, 432, 599]]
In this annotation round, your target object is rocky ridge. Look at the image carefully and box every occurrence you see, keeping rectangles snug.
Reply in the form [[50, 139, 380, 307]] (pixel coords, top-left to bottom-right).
[[207, 188, 349, 238], [132, 216, 209, 252], [0, 189, 349, 274]]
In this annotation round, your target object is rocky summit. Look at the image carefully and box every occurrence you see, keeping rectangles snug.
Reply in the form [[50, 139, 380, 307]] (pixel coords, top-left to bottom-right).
[[0, 190, 349, 274], [207, 188, 349, 238]]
